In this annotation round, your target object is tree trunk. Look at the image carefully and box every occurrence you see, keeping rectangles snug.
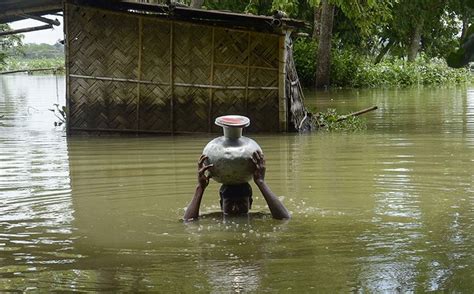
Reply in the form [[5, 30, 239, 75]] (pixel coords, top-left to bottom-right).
[[461, 14, 469, 40], [374, 38, 394, 64], [315, 0, 335, 89], [407, 21, 423, 62], [190, 0, 204, 8], [312, 4, 322, 40]]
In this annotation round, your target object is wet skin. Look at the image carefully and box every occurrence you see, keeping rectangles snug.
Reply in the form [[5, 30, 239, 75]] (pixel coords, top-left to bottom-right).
[[183, 151, 290, 221]]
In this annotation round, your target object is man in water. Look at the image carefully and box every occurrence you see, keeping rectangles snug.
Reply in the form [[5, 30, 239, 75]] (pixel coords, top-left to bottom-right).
[[183, 151, 290, 221]]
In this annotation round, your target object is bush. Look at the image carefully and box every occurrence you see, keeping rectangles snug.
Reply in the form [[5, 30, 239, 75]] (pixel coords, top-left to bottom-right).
[[292, 38, 472, 88], [307, 108, 367, 132], [0, 57, 64, 72], [293, 38, 317, 86]]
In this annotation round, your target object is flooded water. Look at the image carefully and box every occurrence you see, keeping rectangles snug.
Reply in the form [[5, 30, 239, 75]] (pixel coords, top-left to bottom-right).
[[1, 75, 473, 292]]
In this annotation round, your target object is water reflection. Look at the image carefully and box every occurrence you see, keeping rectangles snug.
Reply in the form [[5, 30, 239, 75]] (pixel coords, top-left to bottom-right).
[[0, 75, 79, 290], [1, 75, 474, 291]]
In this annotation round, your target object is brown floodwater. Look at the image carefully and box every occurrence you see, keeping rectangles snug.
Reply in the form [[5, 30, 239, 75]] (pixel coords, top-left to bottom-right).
[[1, 75, 473, 292]]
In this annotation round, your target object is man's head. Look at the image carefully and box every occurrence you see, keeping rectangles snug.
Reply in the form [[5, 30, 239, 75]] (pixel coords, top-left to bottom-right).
[[219, 183, 253, 216]]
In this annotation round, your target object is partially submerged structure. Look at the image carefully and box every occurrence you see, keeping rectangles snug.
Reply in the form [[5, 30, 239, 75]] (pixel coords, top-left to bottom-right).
[[64, 0, 308, 134], [1, 0, 310, 134]]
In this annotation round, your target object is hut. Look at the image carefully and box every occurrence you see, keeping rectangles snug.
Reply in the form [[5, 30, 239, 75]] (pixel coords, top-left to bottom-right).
[[64, 0, 306, 134]]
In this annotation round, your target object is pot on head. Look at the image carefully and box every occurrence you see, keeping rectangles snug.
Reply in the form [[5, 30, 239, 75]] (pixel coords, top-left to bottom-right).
[[203, 115, 262, 185]]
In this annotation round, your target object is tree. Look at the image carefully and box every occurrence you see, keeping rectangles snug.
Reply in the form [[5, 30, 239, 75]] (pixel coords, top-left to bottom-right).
[[313, 0, 391, 88], [0, 24, 23, 66], [447, 0, 474, 67], [315, 0, 334, 88]]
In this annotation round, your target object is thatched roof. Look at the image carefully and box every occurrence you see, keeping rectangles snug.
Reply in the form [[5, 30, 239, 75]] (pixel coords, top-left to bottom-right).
[[1, 0, 305, 34], [0, 0, 62, 23], [74, 0, 306, 33]]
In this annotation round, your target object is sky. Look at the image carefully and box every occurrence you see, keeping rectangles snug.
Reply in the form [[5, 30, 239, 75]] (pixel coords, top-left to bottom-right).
[[9, 15, 64, 45]]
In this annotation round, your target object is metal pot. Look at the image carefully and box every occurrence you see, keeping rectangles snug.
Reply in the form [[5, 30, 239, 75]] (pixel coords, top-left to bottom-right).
[[203, 115, 262, 185]]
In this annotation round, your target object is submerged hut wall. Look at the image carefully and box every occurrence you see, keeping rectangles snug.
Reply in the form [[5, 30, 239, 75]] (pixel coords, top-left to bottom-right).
[[65, 1, 304, 134]]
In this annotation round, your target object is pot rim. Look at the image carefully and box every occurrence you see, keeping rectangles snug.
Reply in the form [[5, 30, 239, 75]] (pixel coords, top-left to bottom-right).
[[215, 115, 250, 128]]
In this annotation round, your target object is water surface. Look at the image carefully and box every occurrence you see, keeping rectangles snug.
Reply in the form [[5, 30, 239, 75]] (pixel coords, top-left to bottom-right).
[[1, 75, 473, 292]]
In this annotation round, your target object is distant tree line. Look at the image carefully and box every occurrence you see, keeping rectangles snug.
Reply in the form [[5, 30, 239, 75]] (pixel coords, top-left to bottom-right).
[[7, 42, 64, 59]]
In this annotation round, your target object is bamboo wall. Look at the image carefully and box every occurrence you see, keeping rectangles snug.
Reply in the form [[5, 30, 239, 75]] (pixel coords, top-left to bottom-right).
[[65, 3, 286, 134]]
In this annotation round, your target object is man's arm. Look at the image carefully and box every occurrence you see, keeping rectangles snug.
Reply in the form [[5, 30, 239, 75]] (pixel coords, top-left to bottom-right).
[[252, 151, 291, 220], [183, 155, 213, 221]]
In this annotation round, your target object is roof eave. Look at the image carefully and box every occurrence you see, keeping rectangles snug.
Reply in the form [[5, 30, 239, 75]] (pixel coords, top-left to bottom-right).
[[69, 0, 306, 34]]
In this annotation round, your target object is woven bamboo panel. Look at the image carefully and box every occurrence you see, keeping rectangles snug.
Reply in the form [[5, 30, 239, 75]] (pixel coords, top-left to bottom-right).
[[139, 85, 171, 131], [70, 78, 138, 130], [67, 3, 283, 134], [213, 65, 247, 86], [214, 28, 248, 65], [211, 89, 247, 133], [249, 68, 278, 87], [68, 5, 139, 79], [141, 19, 170, 83], [249, 33, 279, 68], [174, 87, 209, 132], [174, 23, 212, 85], [247, 89, 279, 132]]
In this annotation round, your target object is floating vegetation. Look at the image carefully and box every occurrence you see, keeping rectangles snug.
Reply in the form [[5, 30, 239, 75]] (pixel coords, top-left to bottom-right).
[[311, 108, 368, 132]]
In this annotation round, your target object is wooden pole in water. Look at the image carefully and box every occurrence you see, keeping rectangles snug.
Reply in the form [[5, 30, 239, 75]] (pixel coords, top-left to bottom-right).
[[335, 106, 378, 122], [316, 106, 378, 129], [0, 67, 64, 75]]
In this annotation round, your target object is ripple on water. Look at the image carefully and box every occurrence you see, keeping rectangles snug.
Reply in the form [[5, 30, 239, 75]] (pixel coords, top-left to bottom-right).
[[1, 76, 474, 292]]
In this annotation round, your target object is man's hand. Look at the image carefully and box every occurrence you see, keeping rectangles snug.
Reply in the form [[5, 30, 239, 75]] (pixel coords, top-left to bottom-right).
[[251, 150, 266, 185], [197, 155, 213, 188], [184, 155, 213, 221]]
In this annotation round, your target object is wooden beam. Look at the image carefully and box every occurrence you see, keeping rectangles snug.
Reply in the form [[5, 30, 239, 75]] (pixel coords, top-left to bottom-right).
[[0, 67, 63, 75], [0, 5, 61, 23], [19, 14, 61, 26], [69, 74, 279, 90], [0, 24, 52, 36]]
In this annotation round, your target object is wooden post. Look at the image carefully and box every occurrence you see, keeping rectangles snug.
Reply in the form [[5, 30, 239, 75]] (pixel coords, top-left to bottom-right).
[[64, 2, 71, 135], [137, 17, 143, 131], [278, 31, 289, 132], [170, 22, 175, 134], [245, 32, 251, 116], [208, 28, 215, 132]]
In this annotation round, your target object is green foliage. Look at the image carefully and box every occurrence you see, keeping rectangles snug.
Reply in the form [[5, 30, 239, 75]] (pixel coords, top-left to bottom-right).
[[331, 0, 392, 38], [0, 57, 64, 72], [202, 0, 251, 12], [350, 57, 471, 87], [293, 38, 472, 88], [0, 24, 24, 65], [447, 24, 474, 68], [311, 108, 367, 132], [13, 42, 64, 59], [293, 38, 318, 86], [330, 48, 365, 87]]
